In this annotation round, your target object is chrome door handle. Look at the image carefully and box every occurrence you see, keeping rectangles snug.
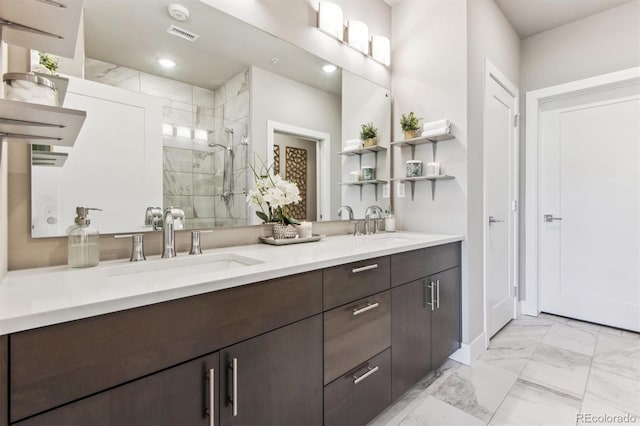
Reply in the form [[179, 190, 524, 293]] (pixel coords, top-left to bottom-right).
[[228, 358, 238, 417], [352, 264, 378, 273], [353, 365, 379, 384], [427, 282, 435, 311], [435, 279, 440, 309], [544, 214, 563, 222], [353, 302, 379, 316], [488, 216, 504, 225], [207, 368, 215, 426]]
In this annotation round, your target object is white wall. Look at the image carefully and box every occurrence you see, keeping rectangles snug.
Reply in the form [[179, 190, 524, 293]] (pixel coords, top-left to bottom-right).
[[466, 0, 520, 339], [519, 0, 640, 295], [200, 0, 391, 89], [341, 70, 391, 217], [250, 66, 342, 220], [391, 0, 470, 339]]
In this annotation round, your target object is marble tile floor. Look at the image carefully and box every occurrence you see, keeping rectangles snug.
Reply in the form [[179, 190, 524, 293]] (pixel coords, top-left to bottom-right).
[[370, 314, 639, 426]]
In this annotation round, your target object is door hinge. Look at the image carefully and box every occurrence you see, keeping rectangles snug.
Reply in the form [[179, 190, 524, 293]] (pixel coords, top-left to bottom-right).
[[512, 285, 518, 298], [513, 113, 521, 127], [512, 200, 518, 212]]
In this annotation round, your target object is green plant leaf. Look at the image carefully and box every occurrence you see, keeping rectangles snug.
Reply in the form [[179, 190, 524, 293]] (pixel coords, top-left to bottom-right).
[[256, 211, 269, 223]]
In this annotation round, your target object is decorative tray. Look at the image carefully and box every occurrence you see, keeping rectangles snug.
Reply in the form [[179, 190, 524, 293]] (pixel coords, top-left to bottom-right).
[[259, 234, 325, 246]]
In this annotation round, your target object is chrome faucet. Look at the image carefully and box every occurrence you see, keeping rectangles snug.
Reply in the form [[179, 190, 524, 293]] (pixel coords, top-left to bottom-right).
[[338, 205, 362, 236], [162, 207, 185, 258], [364, 205, 384, 235], [337, 205, 354, 220]]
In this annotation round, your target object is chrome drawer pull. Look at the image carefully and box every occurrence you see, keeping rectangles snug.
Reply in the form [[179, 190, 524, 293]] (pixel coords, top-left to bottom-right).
[[353, 366, 379, 384], [228, 358, 238, 416], [352, 302, 379, 316], [207, 368, 215, 426], [427, 282, 435, 311], [351, 264, 378, 273], [435, 279, 440, 309]]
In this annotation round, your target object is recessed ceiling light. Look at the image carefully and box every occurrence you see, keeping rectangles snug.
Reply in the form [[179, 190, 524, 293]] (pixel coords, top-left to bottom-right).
[[157, 58, 176, 68], [322, 64, 337, 73]]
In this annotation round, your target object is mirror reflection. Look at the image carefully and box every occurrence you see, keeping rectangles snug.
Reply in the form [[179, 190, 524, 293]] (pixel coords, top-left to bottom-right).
[[30, 0, 390, 238]]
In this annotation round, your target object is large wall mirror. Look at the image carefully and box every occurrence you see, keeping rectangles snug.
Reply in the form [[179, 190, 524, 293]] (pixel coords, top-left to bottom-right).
[[30, 0, 390, 237]]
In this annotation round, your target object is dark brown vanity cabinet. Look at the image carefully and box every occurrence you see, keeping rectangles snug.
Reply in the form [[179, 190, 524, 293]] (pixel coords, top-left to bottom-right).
[[15, 352, 219, 426], [220, 315, 323, 426], [390, 243, 461, 401]]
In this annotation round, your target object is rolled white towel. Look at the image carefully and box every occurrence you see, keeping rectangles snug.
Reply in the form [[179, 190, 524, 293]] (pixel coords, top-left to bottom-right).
[[423, 119, 450, 132], [421, 126, 451, 138]]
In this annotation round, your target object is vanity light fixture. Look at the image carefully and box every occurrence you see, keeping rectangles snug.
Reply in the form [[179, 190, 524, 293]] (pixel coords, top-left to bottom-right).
[[162, 123, 174, 136], [193, 129, 208, 141], [176, 126, 191, 139], [315, 2, 391, 67], [346, 20, 369, 54], [322, 64, 337, 73], [371, 35, 391, 66], [318, 1, 344, 41], [156, 57, 177, 68]]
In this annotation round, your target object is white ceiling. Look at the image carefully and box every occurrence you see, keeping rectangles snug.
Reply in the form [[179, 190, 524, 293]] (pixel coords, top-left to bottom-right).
[[83, 0, 342, 94], [492, 0, 635, 39]]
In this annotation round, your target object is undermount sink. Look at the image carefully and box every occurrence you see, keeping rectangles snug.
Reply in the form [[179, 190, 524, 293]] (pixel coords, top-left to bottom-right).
[[103, 252, 263, 278], [366, 234, 413, 243]]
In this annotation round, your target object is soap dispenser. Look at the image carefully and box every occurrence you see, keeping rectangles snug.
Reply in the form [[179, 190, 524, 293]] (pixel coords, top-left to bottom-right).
[[67, 207, 102, 268]]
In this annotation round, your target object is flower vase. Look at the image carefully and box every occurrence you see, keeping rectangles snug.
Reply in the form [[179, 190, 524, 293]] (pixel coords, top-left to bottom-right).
[[273, 223, 298, 239], [403, 129, 419, 140], [363, 137, 378, 148]]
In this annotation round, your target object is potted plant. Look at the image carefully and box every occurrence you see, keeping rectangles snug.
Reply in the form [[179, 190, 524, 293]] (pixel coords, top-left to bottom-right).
[[360, 122, 378, 147], [37, 52, 59, 75], [245, 156, 301, 239], [400, 112, 422, 140]]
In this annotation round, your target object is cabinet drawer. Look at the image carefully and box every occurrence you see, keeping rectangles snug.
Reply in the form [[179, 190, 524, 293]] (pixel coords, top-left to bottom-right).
[[324, 348, 391, 426], [391, 242, 460, 287], [10, 270, 322, 422], [324, 290, 391, 384], [323, 256, 390, 310]]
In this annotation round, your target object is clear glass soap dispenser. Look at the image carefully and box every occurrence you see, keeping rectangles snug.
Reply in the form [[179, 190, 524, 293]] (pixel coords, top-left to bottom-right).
[[67, 207, 102, 268]]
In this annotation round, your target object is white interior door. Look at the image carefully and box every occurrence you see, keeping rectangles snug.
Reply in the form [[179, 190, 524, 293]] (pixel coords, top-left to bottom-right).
[[485, 66, 518, 338], [539, 82, 640, 331]]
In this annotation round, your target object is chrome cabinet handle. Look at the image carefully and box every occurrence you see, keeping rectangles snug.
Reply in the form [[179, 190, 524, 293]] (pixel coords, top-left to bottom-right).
[[488, 216, 504, 225], [544, 214, 563, 222], [435, 279, 440, 309], [352, 302, 379, 316], [353, 365, 379, 384], [228, 358, 238, 417], [352, 264, 378, 273], [207, 368, 215, 426], [427, 282, 435, 311]]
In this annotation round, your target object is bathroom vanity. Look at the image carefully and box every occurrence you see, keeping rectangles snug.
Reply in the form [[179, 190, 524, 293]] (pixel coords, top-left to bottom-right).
[[0, 233, 462, 425]]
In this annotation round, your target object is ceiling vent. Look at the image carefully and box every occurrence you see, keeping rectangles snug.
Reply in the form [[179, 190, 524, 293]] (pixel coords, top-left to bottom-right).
[[166, 25, 199, 42]]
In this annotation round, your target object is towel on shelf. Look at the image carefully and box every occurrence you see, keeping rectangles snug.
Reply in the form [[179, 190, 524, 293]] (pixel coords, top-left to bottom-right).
[[343, 138, 363, 151], [423, 119, 450, 132], [421, 126, 451, 138]]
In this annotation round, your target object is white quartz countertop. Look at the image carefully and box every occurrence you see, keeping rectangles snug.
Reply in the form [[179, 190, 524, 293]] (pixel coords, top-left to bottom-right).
[[0, 232, 463, 335]]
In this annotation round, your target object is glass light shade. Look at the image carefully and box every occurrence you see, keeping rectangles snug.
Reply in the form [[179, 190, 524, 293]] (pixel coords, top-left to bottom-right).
[[347, 20, 369, 54], [318, 2, 344, 41], [176, 126, 191, 139], [371, 35, 391, 66]]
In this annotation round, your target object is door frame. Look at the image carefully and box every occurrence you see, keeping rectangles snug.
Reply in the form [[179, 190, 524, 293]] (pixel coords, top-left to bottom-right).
[[523, 67, 640, 316], [266, 120, 331, 222], [482, 59, 519, 346]]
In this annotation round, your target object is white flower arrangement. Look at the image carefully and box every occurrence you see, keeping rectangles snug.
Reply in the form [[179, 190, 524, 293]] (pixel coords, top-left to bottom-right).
[[245, 157, 301, 225]]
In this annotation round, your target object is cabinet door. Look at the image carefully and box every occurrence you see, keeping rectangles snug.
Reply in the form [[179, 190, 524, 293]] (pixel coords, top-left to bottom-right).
[[220, 315, 323, 426], [15, 353, 219, 426], [431, 267, 461, 368], [391, 278, 432, 400]]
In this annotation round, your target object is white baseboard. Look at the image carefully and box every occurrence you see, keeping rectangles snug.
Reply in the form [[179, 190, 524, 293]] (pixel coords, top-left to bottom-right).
[[449, 331, 486, 365]]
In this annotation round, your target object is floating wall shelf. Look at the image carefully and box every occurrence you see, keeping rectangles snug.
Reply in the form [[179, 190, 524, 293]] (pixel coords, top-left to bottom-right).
[[338, 145, 387, 157], [0, 99, 86, 147], [339, 179, 387, 202], [32, 150, 68, 167], [391, 130, 455, 200], [0, 0, 84, 58]]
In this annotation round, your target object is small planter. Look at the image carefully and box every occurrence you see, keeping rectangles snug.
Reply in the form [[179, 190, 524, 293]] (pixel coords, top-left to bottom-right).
[[273, 223, 298, 239], [363, 137, 378, 148], [403, 129, 419, 140]]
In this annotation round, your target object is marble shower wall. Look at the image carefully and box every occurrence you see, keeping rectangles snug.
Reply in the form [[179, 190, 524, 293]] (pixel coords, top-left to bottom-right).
[[84, 58, 250, 228]]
